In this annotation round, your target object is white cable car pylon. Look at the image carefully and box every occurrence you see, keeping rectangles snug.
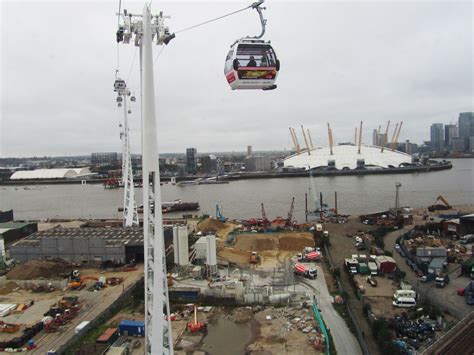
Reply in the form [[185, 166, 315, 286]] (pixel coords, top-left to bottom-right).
[[114, 78, 139, 227], [115, 1, 278, 353], [116, 5, 173, 355]]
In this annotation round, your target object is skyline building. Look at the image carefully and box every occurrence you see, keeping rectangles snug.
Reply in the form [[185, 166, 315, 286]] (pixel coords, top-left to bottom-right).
[[430, 123, 444, 152], [444, 124, 458, 150], [186, 148, 197, 175]]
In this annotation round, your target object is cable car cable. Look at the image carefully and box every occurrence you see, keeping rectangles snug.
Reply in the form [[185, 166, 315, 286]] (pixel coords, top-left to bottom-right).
[[153, 46, 166, 64], [174, 3, 255, 35], [126, 47, 138, 83]]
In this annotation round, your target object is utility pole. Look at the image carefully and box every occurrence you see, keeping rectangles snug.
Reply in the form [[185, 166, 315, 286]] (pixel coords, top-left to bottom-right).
[[116, 5, 174, 354], [395, 182, 401, 218], [305, 193, 308, 222]]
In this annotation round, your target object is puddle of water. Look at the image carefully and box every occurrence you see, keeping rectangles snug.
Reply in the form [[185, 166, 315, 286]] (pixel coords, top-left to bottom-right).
[[199, 315, 252, 355]]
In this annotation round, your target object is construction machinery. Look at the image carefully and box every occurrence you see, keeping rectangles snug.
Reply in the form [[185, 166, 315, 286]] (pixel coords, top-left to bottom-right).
[[68, 275, 98, 291], [216, 204, 227, 223], [428, 195, 452, 212], [0, 322, 20, 333], [186, 304, 207, 333], [250, 251, 260, 264]]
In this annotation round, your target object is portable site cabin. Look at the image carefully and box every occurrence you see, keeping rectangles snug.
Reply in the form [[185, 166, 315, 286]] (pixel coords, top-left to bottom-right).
[[118, 320, 144, 337], [375, 255, 397, 274]]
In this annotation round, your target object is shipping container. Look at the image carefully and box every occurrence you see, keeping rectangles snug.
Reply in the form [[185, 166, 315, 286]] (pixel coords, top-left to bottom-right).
[[118, 320, 145, 337], [96, 327, 118, 345]]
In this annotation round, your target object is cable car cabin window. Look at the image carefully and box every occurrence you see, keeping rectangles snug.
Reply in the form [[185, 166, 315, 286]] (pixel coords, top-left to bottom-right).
[[235, 44, 277, 81], [236, 44, 277, 67], [224, 49, 234, 72]]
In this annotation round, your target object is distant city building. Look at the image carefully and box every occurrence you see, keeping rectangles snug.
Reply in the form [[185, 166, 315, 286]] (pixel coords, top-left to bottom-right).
[[186, 148, 197, 175], [404, 140, 418, 154], [201, 155, 219, 174], [247, 145, 253, 157], [375, 133, 387, 147], [458, 112, 474, 138], [470, 137, 474, 153], [451, 137, 466, 152], [444, 124, 458, 150], [244, 156, 272, 172], [372, 129, 378, 146], [458, 112, 474, 152], [91, 152, 118, 167], [430, 123, 444, 152]]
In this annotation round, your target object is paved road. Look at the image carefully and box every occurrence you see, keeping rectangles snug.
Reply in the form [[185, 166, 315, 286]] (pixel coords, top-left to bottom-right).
[[302, 264, 363, 355]]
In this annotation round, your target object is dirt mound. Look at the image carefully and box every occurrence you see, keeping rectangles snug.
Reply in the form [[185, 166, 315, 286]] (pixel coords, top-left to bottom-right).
[[279, 235, 313, 251], [198, 217, 226, 232], [7, 259, 72, 280], [234, 232, 313, 252], [0, 282, 20, 295], [255, 238, 278, 251]]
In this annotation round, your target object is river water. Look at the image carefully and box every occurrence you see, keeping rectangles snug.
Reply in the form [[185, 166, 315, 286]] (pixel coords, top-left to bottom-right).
[[0, 159, 473, 222]]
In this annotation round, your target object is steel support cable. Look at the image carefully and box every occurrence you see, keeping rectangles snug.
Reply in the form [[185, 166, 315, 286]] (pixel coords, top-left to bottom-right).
[[127, 46, 138, 82], [152, 4, 254, 64], [174, 4, 254, 34]]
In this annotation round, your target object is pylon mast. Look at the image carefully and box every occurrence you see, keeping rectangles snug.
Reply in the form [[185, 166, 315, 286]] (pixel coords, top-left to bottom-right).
[[117, 5, 173, 354], [307, 128, 314, 149], [301, 125, 311, 155], [381, 120, 390, 153]]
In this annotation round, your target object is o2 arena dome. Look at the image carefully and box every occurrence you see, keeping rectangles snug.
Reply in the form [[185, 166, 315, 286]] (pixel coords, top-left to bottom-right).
[[283, 144, 413, 170]]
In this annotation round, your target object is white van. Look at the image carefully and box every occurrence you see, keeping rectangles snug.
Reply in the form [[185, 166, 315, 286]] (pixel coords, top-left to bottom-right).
[[392, 297, 416, 308], [393, 290, 416, 299]]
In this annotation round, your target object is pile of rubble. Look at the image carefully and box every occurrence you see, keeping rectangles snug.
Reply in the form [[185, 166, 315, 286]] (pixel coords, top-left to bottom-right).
[[263, 303, 325, 341]]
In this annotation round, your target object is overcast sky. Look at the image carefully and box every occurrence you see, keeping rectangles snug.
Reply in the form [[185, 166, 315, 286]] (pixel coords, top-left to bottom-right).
[[0, 0, 472, 157]]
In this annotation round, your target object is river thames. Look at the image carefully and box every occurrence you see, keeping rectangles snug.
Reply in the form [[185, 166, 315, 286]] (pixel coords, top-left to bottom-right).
[[1, 159, 473, 222]]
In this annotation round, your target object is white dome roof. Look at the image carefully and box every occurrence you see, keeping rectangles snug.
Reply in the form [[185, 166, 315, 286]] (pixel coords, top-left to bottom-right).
[[10, 167, 92, 180], [284, 145, 412, 170]]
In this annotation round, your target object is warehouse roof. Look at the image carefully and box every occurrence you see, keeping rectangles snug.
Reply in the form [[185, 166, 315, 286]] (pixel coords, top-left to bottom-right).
[[10, 168, 92, 180], [12, 227, 145, 247], [0, 222, 36, 235]]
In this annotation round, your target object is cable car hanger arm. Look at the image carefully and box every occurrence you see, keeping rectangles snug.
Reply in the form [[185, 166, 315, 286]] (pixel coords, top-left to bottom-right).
[[172, 0, 266, 37]]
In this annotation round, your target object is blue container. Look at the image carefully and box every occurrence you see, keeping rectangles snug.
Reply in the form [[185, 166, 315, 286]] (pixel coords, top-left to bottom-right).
[[118, 320, 145, 337]]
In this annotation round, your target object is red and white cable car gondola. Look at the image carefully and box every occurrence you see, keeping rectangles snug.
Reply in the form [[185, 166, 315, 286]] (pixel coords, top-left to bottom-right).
[[224, 0, 280, 90]]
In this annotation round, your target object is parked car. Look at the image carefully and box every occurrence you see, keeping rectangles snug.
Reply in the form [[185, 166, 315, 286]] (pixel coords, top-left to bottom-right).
[[395, 244, 401, 251], [416, 270, 424, 277]]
